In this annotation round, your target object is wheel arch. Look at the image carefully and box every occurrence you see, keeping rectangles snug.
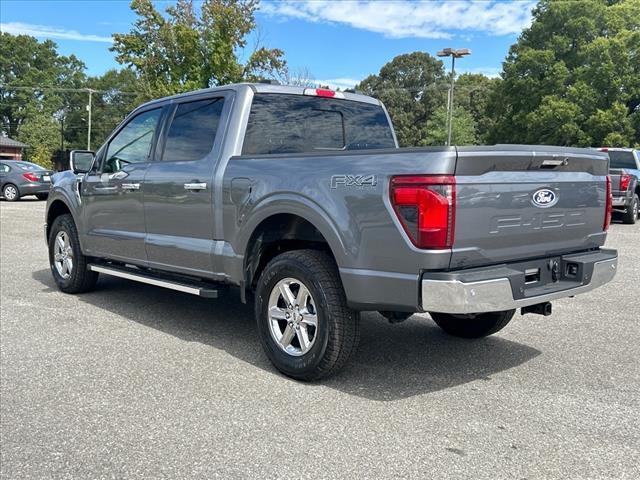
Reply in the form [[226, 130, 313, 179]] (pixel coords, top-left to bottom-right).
[[241, 207, 346, 294], [46, 199, 75, 242]]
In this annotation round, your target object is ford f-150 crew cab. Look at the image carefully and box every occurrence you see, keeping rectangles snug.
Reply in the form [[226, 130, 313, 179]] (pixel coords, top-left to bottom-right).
[[45, 83, 618, 380]]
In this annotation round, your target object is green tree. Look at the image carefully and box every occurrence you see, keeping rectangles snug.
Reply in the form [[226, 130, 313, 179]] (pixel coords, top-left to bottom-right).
[[0, 33, 86, 139], [111, 0, 287, 100], [18, 114, 60, 168], [62, 68, 139, 150], [356, 52, 448, 146], [453, 73, 501, 144], [489, 0, 640, 146], [421, 106, 478, 146]]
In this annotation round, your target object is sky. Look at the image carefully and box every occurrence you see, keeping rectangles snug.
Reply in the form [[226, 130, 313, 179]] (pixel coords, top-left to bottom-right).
[[0, 0, 537, 90]]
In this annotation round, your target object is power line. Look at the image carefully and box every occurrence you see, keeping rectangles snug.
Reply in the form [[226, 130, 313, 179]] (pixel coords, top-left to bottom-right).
[[0, 85, 138, 95]]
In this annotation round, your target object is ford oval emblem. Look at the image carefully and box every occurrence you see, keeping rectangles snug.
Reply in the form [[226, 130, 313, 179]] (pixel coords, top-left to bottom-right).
[[532, 188, 558, 208]]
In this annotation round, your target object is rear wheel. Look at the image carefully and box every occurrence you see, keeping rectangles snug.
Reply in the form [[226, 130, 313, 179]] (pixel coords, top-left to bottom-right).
[[430, 310, 515, 339], [255, 250, 360, 380], [2, 184, 19, 201], [622, 194, 638, 224], [48, 214, 98, 293]]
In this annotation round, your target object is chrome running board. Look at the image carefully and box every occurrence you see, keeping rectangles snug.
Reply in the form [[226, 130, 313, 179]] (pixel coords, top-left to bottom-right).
[[88, 264, 219, 298]]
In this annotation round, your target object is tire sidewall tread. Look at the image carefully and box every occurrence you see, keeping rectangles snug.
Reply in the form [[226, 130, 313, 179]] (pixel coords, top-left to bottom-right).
[[48, 214, 98, 294], [255, 249, 359, 381]]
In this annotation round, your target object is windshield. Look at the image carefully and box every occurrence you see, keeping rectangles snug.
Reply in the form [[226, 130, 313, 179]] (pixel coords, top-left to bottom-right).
[[608, 151, 636, 169], [15, 162, 46, 171]]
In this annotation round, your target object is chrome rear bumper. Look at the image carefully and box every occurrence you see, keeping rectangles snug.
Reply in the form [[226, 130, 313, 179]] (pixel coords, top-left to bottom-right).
[[421, 250, 617, 314]]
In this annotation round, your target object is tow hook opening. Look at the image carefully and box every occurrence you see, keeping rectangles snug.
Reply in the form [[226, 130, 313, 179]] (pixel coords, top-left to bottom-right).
[[521, 302, 553, 316]]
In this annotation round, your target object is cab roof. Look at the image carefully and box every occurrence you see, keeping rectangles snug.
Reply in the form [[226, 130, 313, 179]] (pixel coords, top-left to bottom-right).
[[137, 82, 382, 111]]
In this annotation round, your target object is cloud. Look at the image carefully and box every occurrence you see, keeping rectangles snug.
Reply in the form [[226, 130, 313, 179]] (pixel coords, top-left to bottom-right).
[[314, 77, 362, 90], [459, 67, 502, 78], [0, 22, 112, 43], [260, 0, 535, 39]]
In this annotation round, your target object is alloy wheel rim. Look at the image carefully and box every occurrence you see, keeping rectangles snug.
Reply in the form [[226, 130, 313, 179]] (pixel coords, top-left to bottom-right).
[[4, 186, 16, 200], [267, 277, 318, 356], [53, 231, 74, 279]]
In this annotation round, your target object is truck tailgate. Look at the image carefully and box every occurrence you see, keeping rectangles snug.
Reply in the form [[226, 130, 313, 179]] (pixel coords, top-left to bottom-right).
[[451, 146, 609, 269]]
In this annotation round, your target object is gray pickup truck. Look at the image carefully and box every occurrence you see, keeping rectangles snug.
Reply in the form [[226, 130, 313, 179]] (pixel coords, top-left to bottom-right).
[[46, 83, 618, 380], [599, 148, 640, 224]]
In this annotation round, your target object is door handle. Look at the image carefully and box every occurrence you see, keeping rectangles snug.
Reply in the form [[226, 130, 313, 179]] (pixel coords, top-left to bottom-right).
[[122, 183, 141, 191], [184, 182, 207, 191]]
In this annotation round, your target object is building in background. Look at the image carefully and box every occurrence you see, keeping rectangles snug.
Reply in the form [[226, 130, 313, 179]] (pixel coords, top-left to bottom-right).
[[0, 137, 28, 161]]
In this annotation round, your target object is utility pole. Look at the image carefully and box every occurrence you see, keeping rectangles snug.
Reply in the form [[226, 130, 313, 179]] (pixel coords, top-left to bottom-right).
[[437, 48, 471, 146], [86, 88, 94, 150]]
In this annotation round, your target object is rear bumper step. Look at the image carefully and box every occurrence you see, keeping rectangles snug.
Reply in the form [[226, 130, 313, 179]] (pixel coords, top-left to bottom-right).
[[421, 249, 617, 314], [88, 264, 219, 298]]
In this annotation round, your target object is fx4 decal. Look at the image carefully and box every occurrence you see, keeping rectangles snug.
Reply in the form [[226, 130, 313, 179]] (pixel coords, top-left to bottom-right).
[[330, 174, 378, 189]]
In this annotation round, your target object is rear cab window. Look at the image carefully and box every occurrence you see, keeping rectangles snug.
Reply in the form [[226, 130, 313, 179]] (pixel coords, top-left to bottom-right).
[[242, 93, 395, 155], [608, 151, 637, 169]]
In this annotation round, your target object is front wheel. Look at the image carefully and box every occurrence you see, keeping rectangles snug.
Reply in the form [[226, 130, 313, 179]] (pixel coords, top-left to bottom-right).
[[622, 194, 638, 224], [255, 250, 360, 381], [48, 214, 99, 293], [430, 310, 515, 339]]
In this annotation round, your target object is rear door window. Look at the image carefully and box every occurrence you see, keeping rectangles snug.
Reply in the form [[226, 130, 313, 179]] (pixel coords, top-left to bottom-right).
[[242, 93, 395, 155], [162, 97, 225, 161]]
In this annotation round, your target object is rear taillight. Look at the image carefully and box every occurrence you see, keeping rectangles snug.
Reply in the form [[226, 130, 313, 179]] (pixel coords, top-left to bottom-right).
[[604, 175, 612, 231], [620, 173, 631, 191], [22, 172, 39, 182], [390, 175, 456, 249]]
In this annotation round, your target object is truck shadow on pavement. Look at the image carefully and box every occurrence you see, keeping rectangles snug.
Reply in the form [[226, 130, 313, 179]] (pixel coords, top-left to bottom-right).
[[33, 269, 541, 401]]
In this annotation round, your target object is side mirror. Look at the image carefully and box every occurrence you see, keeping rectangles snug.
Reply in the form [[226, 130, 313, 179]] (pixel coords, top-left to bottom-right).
[[69, 150, 95, 174]]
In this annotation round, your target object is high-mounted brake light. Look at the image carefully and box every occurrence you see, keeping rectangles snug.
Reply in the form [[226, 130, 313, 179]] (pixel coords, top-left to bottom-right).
[[390, 175, 456, 249], [22, 172, 39, 182], [620, 173, 631, 191], [604, 175, 612, 231], [303, 88, 345, 99]]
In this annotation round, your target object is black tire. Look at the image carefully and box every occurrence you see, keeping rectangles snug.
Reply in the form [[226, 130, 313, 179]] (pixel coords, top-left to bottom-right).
[[2, 183, 20, 201], [254, 249, 360, 381], [36, 193, 49, 201], [430, 310, 515, 339], [622, 194, 638, 225], [48, 214, 99, 294]]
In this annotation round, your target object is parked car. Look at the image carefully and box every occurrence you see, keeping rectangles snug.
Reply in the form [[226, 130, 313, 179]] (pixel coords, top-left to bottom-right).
[[599, 148, 640, 224], [0, 161, 53, 201], [45, 83, 618, 380]]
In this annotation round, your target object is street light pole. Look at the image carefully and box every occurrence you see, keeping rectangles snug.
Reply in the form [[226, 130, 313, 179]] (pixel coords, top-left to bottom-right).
[[437, 48, 471, 146], [86, 88, 94, 151], [447, 55, 456, 146]]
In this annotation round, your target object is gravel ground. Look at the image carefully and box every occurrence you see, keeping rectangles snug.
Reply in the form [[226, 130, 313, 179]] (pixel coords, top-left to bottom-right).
[[1, 199, 639, 479]]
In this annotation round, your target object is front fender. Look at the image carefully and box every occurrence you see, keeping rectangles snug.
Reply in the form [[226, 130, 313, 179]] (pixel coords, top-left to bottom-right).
[[45, 171, 84, 246]]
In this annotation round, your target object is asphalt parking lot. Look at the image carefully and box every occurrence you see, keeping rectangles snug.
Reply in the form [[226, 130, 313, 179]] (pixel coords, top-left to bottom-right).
[[1, 199, 639, 479]]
